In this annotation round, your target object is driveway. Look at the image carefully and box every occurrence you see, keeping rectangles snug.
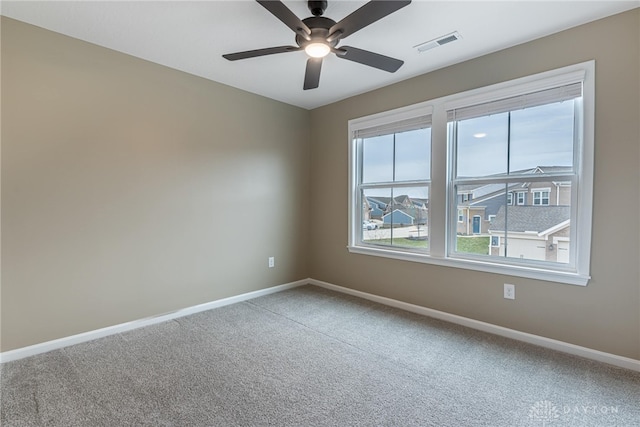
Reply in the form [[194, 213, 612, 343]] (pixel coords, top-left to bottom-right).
[[363, 225, 428, 240]]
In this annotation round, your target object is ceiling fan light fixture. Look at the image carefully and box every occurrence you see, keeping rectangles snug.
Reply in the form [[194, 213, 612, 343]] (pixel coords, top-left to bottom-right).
[[305, 42, 331, 58]]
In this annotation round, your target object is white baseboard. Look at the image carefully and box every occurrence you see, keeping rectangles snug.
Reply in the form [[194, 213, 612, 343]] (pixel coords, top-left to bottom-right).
[[0, 279, 307, 364], [3, 277, 638, 372], [308, 278, 640, 372]]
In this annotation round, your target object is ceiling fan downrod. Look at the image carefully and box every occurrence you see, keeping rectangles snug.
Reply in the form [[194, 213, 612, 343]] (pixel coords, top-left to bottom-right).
[[308, 1, 328, 17]]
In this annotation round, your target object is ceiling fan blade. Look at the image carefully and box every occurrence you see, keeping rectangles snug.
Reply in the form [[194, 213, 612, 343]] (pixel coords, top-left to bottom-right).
[[256, 0, 311, 40], [223, 46, 301, 61], [336, 46, 404, 72], [303, 58, 323, 90], [329, 0, 411, 40]]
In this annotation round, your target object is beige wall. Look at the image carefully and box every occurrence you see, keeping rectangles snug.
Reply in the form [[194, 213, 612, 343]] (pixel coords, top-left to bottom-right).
[[309, 10, 640, 359], [1, 18, 310, 351], [2, 10, 639, 362]]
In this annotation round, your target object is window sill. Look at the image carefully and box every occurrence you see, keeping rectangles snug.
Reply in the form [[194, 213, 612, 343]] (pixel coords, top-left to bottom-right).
[[347, 245, 590, 286]]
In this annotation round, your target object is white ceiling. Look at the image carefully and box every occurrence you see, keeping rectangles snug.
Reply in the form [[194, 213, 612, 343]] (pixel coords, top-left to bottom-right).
[[2, 1, 638, 109]]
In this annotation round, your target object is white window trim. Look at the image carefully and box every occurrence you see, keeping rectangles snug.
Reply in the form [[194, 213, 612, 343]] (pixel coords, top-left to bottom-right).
[[507, 193, 514, 205], [348, 61, 594, 286], [532, 188, 551, 206]]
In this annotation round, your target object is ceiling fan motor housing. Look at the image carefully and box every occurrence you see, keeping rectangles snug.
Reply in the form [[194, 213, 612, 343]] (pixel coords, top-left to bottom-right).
[[295, 16, 339, 50]]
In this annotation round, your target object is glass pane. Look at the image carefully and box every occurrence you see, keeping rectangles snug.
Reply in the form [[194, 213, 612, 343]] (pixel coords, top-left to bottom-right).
[[362, 187, 429, 251], [456, 113, 508, 178], [394, 128, 431, 181], [510, 100, 575, 173], [362, 134, 393, 183], [455, 181, 572, 264]]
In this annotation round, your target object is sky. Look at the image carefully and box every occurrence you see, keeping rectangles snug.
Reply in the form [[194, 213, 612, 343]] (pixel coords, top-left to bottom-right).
[[362, 128, 431, 184], [361, 99, 575, 194], [456, 100, 575, 177], [362, 127, 431, 199]]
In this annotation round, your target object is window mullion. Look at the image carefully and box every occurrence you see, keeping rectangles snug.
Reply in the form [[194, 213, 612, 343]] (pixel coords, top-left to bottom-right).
[[429, 105, 449, 258], [506, 112, 512, 174], [504, 113, 511, 257]]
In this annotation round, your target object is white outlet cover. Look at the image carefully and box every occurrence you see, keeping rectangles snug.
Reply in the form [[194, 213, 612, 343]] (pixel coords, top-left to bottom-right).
[[504, 284, 515, 300]]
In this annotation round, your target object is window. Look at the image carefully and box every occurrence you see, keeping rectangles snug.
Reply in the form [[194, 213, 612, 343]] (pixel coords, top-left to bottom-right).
[[350, 105, 432, 252], [532, 190, 550, 206], [349, 62, 594, 285], [449, 80, 581, 267]]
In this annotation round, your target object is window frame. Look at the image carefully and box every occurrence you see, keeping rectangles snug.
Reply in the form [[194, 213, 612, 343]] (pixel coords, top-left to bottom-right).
[[348, 61, 594, 286], [532, 189, 551, 206], [348, 102, 433, 253], [507, 193, 514, 205]]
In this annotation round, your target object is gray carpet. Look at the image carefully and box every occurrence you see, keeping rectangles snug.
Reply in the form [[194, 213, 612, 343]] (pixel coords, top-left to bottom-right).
[[2, 285, 639, 426]]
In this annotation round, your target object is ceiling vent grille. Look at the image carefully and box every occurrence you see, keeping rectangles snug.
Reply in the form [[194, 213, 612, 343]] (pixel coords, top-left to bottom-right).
[[414, 31, 461, 53]]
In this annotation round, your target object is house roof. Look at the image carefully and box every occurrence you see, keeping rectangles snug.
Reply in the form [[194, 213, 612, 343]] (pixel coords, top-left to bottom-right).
[[463, 183, 522, 207], [366, 195, 421, 207], [489, 205, 570, 233], [366, 196, 391, 206], [526, 166, 573, 175], [411, 198, 429, 207], [458, 165, 573, 207], [383, 208, 415, 220]]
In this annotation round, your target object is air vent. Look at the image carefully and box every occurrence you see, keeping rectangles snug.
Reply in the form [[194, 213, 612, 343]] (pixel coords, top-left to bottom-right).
[[414, 31, 461, 53]]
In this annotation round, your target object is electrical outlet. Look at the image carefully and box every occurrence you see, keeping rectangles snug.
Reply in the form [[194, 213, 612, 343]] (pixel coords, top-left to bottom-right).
[[268, 257, 275, 268], [504, 283, 515, 300]]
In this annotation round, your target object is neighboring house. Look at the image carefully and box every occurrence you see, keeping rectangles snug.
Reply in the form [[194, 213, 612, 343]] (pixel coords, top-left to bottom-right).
[[366, 195, 428, 227], [365, 196, 391, 220], [457, 166, 571, 235], [411, 198, 429, 210], [382, 209, 415, 226], [457, 183, 522, 235], [394, 194, 412, 208], [488, 205, 570, 263], [382, 206, 428, 227], [368, 201, 385, 219]]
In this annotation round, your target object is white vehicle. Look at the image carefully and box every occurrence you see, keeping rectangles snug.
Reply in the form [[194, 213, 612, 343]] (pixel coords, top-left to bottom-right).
[[362, 221, 378, 230]]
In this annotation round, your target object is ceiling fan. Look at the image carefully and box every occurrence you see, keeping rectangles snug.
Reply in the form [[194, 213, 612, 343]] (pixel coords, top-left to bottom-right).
[[223, 0, 411, 90]]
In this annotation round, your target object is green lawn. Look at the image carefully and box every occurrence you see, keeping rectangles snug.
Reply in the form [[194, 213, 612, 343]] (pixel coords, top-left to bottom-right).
[[456, 235, 490, 255], [363, 235, 489, 254]]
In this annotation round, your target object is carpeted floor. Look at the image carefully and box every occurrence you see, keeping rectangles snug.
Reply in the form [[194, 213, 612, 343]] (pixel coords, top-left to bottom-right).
[[2, 285, 640, 426]]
